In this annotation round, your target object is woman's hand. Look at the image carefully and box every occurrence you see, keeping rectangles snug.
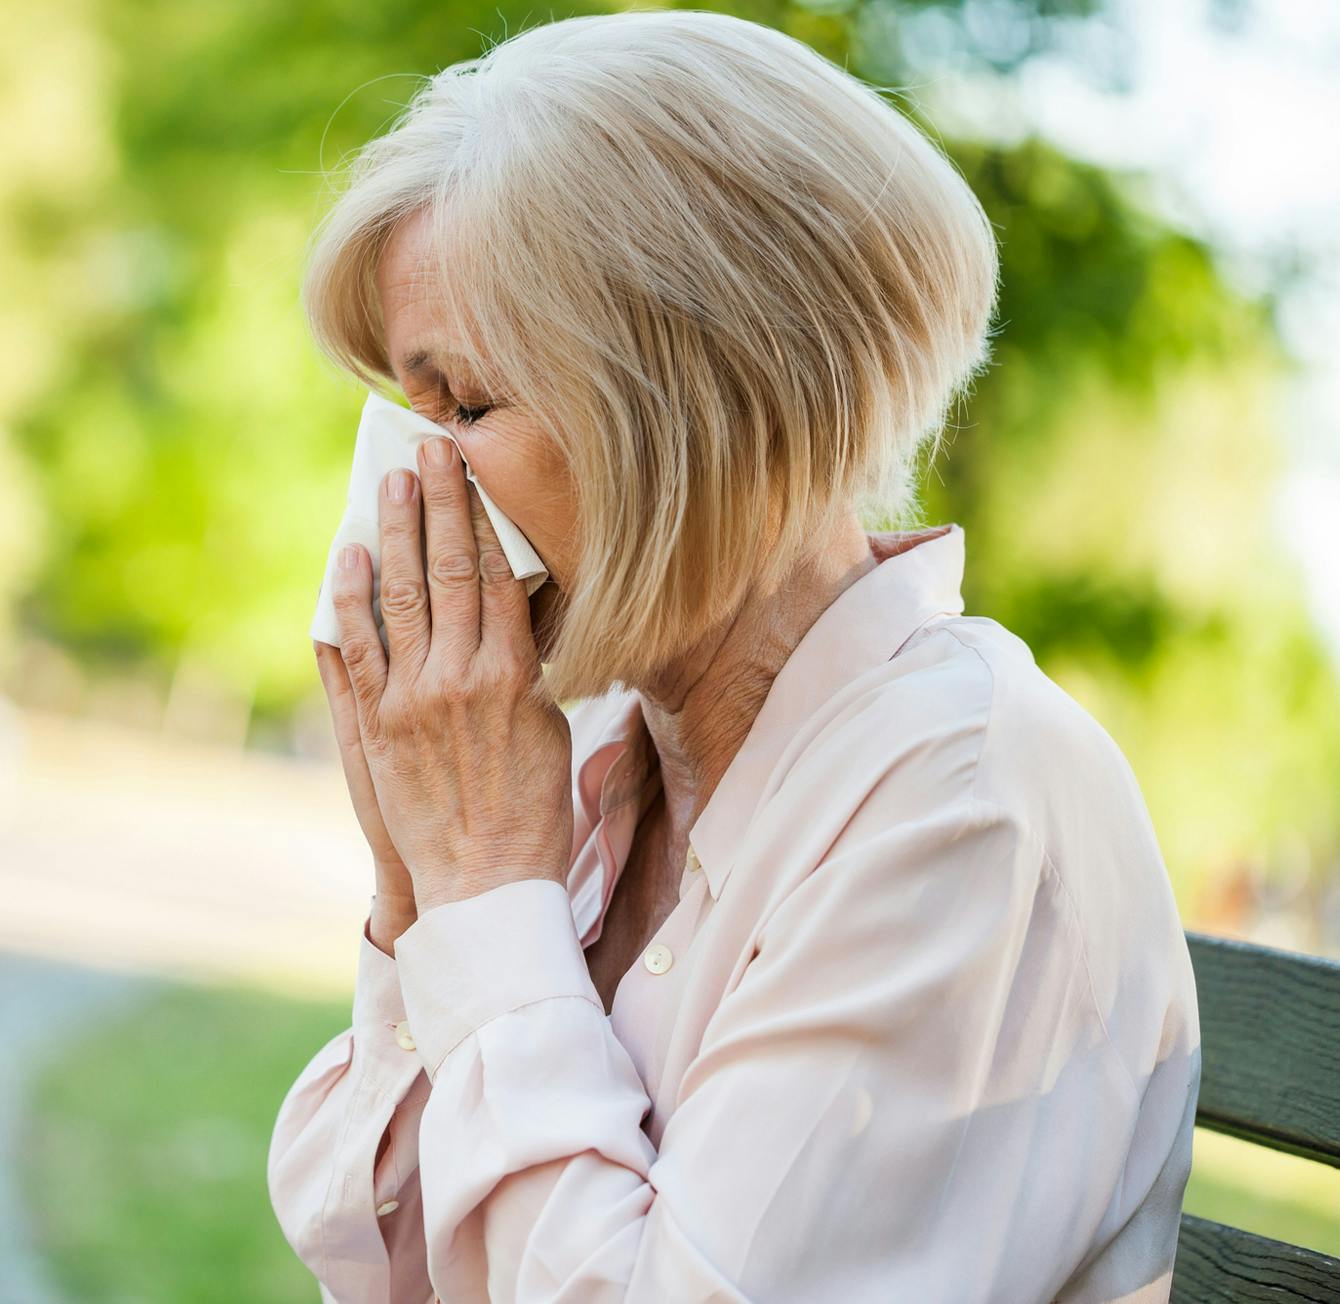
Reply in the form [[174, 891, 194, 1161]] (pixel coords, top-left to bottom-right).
[[313, 640, 417, 954], [329, 435, 573, 916]]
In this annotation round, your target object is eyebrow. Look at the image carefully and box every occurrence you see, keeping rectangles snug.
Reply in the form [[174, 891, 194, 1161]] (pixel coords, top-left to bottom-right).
[[399, 347, 478, 377], [400, 349, 437, 375]]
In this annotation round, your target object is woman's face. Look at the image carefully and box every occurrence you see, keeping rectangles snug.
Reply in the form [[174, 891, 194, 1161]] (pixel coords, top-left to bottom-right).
[[375, 207, 573, 658]]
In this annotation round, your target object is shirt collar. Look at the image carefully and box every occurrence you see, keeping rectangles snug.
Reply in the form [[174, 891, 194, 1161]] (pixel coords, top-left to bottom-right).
[[574, 523, 966, 901]]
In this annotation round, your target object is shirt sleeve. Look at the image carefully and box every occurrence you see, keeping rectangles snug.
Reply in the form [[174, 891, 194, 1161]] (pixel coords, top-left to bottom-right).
[[266, 898, 435, 1304], [392, 791, 1175, 1302]]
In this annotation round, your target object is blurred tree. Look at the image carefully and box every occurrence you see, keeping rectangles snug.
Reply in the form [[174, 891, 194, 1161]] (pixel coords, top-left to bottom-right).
[[2, 0, 1336, 921]]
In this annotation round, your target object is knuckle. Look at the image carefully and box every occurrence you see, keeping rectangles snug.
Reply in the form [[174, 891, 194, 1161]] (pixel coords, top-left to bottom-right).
[[438, 674, 474, 706], [376, 693, 412, 735], [430, 685, 459, 713], [426, 642, 468, 684], [480, 549, 513, 581], [478, 651, 526, 688], [422, 475, 463, 509], [379, 705, 408, 736], [380, 579, 427, 616], [429, 551, 478, 584], [341, 638, 375, 671]]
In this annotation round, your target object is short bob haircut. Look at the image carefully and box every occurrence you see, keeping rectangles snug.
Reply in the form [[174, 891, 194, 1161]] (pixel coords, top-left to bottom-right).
[[302, 8, 1001, 707]]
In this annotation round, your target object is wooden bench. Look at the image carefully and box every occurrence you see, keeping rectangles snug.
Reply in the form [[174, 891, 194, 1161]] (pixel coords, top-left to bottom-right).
[[1170, 930, 1340, 1302]]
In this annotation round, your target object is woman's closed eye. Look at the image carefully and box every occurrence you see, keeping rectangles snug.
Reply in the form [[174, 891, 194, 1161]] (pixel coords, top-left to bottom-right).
[[449, 402, 492, 429]]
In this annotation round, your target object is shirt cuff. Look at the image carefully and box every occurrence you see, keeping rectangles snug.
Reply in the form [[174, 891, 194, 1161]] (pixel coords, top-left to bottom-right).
[[393, 877, 603, 1080], [351, 898, 422, 1097]]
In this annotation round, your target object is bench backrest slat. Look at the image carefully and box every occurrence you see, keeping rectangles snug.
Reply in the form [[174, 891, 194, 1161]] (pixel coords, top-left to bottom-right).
[[1172, 1214, 1340, 1303], [1186, 930, 1340, 1168], [1172, 932, 1340, 1302]]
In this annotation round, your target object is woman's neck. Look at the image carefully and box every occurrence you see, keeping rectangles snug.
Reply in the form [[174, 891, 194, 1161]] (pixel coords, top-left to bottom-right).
[[633, 514, 878, 854]]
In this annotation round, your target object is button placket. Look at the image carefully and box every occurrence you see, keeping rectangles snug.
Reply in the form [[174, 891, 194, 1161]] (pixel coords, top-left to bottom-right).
[[678, 841, 709, 902]]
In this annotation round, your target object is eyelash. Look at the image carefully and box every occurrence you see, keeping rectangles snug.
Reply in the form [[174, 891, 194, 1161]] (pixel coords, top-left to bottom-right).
[[435, 401, 492, 429]]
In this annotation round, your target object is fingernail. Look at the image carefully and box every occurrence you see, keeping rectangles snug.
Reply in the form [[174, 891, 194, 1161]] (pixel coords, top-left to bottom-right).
[[338, 545, 359, 570], [426, 437, 455, 467]]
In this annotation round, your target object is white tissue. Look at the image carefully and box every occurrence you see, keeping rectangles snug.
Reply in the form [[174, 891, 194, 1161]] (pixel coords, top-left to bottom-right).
[[310, 389, 549, 648]]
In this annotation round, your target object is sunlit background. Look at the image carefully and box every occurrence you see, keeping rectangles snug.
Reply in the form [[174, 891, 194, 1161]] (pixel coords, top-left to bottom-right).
[[1, 0, 1337, 1297]]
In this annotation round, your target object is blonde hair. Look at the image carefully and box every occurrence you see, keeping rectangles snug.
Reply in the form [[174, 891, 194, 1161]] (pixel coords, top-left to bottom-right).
[[301, 8, 1000, 705]]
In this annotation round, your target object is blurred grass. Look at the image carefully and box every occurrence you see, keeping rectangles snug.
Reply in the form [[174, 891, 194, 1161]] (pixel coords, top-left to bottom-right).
[[21, 981, 348, 1304], [1184, 1128, 1340, 1258], [19, 981, 1340, 1300]]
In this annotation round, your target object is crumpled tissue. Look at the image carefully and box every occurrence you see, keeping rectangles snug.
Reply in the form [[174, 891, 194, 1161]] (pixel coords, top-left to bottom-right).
[[310, 389, 549, 649]]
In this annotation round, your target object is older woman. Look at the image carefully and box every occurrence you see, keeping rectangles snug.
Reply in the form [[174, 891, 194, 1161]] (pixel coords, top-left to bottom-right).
[[267, 10, 1200, 1302]]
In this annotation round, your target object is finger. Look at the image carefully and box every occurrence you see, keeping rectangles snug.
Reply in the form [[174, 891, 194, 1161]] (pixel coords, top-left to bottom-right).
[[331, 542, 387, 721], [314, 638, 364, 755], [315, 641, 401, 866], [469, 480, 535, 667], [417, 435, 481, 659], [378, 467, 431, 676]]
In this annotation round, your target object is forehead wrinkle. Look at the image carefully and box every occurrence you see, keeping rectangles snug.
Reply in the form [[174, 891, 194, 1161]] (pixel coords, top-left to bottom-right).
[[380, 269, 494, 392]]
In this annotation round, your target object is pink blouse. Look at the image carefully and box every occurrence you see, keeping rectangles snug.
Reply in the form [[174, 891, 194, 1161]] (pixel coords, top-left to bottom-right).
[[268, 523, 1201, 1303]]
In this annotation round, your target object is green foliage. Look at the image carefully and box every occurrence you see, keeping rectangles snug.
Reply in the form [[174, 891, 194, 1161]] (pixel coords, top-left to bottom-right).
[[22, 980, 350, 1304], [1, 0, 1336, 913]]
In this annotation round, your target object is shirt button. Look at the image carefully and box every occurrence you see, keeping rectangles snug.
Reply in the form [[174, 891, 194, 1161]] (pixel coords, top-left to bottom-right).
[[686, 845, 702, 873], [394, 1020, 416, 1051], [643, 942, 673, 974], [376, 1199, 400, 1216]]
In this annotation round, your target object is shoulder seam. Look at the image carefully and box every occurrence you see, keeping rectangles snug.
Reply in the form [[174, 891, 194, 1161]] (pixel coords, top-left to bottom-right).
[[920, 621, 996, 808]]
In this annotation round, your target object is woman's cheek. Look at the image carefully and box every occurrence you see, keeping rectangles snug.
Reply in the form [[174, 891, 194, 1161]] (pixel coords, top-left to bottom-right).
[[461, 421, 578, 585]]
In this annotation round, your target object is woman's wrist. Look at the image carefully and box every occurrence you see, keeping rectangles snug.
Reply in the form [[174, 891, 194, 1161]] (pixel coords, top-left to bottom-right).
[[369, 871, 417, 956], [368, 904, 415, 956]]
